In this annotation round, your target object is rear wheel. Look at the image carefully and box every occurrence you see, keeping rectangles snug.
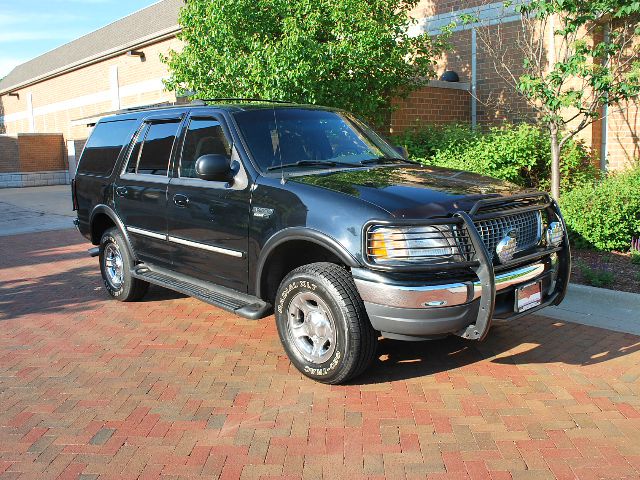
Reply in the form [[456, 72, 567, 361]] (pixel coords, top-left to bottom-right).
[[274, 262, 377, 384], [99, 227, 148, 301]]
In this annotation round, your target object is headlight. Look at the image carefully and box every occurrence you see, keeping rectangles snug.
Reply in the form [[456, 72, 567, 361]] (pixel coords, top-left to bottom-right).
[[367, 225, 459, 265]]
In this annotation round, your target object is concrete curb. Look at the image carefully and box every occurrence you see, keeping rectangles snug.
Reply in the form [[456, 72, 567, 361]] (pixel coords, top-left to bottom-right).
[[542, 283, 640, 336], [568, 283, 640, 310]]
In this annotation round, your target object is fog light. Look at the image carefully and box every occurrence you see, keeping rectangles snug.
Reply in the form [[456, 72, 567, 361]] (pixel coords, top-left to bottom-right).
[[546, 222, 564, 247]]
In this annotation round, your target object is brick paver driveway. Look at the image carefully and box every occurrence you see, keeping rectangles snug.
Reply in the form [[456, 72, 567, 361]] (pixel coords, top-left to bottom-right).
[[1, 229, 640, 480]]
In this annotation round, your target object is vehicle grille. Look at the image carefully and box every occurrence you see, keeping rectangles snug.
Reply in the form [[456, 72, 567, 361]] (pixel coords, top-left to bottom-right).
[[473, 210, 542, 260]]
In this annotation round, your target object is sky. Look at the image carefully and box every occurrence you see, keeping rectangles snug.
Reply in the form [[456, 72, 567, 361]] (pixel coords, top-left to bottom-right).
[[0, 0, 158, 78]]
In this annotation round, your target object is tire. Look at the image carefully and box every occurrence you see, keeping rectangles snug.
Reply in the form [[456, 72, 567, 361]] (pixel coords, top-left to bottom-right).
[[99, 227, 149, 302], [274, 262, 377, 384]]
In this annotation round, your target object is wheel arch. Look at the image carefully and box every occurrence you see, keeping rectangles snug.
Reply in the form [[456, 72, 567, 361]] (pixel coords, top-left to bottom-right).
[[89, 204, 137, 261], [255, 228, 361, 303]]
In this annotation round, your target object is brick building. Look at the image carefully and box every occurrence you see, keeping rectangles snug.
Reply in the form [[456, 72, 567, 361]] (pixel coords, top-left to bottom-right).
[[0, 0, 638, 187]]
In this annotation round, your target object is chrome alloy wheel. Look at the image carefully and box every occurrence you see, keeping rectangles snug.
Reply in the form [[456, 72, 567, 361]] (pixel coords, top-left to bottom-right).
[[286, 291, 337, 364], [103, 243, 124, 289]]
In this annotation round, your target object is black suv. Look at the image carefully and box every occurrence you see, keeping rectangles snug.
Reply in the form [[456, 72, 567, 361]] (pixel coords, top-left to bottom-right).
[[72, 101, 570, 384]]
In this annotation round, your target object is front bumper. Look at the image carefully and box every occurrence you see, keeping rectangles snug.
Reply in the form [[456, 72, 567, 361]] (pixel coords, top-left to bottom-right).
[[353, 198, 571, 341], [354, 256, 562, 340]]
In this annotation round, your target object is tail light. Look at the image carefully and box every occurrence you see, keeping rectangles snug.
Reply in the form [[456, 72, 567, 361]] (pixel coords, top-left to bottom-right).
[[71, 178, 79, 211]]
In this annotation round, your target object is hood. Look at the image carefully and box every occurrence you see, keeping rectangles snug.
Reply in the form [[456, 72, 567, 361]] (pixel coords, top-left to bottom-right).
[[291, 164, 530, 218]]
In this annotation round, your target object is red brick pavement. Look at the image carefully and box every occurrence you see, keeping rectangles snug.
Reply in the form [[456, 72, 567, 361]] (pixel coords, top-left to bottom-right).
[[1, 229, 640, 480]]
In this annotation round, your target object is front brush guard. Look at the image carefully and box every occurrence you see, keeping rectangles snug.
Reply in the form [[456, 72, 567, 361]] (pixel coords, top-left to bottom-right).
[[454, 211, 495, 340]]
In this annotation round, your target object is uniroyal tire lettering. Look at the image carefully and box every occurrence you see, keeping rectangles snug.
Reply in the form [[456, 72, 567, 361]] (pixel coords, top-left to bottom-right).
[[277, 280, 318, 314], [304, 350, 342, 376]]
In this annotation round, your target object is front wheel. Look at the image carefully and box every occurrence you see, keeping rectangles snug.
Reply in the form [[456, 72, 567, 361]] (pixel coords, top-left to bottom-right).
[[99, 227, 149, 301], [274, 262, 377, 384]]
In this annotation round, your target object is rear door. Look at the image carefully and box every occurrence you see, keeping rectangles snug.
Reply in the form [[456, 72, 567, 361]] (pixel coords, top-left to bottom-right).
[[115, 115, 183, 266], [166, 113, 251, 292]]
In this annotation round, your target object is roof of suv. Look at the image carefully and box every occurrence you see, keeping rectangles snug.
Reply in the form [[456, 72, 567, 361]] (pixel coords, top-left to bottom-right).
[[99, 102, 337, 123]]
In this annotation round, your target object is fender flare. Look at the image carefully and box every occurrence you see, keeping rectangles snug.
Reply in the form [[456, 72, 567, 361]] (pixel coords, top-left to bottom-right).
[[255, 227, 361, 298], [89, 204, 137, 261]]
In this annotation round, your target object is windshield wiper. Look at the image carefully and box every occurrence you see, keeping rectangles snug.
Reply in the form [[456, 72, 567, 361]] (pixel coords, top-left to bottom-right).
[[267, 160, 352, 171], [359, 157, 409, 166]]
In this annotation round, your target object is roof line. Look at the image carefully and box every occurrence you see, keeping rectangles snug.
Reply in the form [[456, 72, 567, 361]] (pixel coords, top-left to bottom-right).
[[11, 0, 169, 65], [0, 25, 180, 95]]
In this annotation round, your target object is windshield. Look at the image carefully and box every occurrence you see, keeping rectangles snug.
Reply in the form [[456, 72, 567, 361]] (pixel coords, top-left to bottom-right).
[[233, 108, 405, 172]]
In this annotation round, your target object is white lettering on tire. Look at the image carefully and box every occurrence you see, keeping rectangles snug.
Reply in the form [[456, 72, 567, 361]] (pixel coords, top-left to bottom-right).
[[303, 351, 341, 376], [277, 280, 317, 314]]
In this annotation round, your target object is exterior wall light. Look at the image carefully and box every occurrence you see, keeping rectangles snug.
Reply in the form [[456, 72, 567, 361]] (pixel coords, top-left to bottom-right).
[[126, 50, 146, 61], [8, 92, 20, 98]]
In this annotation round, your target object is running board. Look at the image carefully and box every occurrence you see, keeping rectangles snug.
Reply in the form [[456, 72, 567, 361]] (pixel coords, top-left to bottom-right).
[[131, 264, 272, 320]]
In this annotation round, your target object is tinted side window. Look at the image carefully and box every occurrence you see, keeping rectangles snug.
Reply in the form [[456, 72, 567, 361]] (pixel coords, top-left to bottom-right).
[[77, 119, 135, 176], [136, 121, 180, 176], [125, 124, 148, 174], [180, 119, 231, 178]]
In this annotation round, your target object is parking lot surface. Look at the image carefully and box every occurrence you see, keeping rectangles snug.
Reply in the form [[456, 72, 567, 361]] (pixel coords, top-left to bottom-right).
[[1, 228, 640, 479], [0, 186, 75, 237]]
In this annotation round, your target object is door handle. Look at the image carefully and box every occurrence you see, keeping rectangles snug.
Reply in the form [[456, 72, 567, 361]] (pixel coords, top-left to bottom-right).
[[173, 194, 189, 207], [115, 186, 128, 197]]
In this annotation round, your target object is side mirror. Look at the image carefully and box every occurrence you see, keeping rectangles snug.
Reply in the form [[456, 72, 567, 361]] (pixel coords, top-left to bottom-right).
[[195, 154, 231, 182], [394, 145, 409, 160]]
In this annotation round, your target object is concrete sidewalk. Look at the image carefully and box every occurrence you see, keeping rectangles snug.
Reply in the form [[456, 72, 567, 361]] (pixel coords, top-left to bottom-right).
[[0, 185, 75, 236], [542, 283, 640, 336]]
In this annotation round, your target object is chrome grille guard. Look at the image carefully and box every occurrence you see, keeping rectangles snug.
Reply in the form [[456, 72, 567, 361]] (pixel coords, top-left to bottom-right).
[[361, 194, 571, 341]]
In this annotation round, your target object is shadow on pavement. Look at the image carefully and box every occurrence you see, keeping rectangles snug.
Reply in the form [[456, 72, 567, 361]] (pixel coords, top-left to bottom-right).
[[0, 229, 88, 269], [354, 320, 640, 385], [142, 284, 188, 302], [0, 265, 100, 320]]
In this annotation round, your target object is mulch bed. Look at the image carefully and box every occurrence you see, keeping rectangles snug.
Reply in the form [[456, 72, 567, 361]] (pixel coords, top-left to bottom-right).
[[570, 247, 640, 294]]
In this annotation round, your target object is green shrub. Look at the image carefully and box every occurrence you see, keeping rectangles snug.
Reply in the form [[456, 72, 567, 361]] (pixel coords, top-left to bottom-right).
[[393, 124, 478, 162], [561, 168, 640, 251], [393, 123, 598, 190]]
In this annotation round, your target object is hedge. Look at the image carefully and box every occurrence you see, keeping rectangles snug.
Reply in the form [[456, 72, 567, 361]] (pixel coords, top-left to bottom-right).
[[561, 168, 640, 251], [393, 123, 598, 191]]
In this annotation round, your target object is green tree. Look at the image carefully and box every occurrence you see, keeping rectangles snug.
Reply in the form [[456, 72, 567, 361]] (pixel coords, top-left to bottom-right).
[[464, 1, 640, 199], [163, 0, 450, 125]]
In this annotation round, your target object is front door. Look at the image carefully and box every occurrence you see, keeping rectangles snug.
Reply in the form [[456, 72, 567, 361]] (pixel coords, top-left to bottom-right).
[[115, 117, 182, 266], [166, 115, 250, 292]]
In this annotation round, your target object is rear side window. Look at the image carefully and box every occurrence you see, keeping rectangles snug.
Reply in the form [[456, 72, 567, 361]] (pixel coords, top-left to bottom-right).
[[126, 121, 180, 176], [77, 119, 135, 176]]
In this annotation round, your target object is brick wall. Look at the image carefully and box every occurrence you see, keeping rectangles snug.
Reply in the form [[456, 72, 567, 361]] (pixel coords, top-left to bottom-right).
[[0, 133, 66, 173], [0, 133, 67, 187], [17, 134, 66, 172], [608, 100, 640, 171], [0, 135, 19, 173], [390, 82, 471, 134]]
